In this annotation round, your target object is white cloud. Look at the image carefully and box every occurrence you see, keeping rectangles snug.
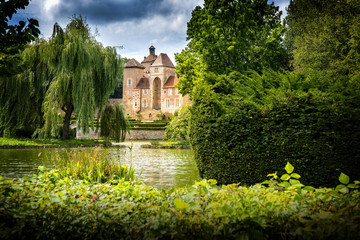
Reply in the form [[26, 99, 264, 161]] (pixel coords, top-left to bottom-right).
[[43, 0, 61, 21]]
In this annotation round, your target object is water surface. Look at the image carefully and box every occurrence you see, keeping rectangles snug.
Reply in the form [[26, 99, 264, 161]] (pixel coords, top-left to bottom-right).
[[0, 146, 200, 189]]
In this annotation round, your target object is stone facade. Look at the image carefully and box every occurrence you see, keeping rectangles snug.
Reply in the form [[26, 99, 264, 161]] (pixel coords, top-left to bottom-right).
[[76, 128, 165, 140], [123, 46, 191, 119]]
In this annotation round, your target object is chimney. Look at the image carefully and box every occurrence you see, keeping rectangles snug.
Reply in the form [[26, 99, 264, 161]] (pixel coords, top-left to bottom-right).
[[149, 45, 155, 55]]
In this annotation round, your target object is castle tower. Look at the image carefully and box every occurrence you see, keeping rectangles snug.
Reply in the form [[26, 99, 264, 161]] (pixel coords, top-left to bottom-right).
[[141, 45, 157, 74], [123, 46, 191, 119], [123, 59, 145, 114]]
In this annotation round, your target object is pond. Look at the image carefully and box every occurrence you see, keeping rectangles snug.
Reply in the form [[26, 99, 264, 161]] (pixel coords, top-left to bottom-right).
[[0, 144, 201, 189]]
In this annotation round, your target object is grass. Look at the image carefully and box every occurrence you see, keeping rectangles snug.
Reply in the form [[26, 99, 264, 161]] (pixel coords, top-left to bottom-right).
[[150, 140, 189, 146], [43, 148, 138, 183], [0, 137, 111, 147]]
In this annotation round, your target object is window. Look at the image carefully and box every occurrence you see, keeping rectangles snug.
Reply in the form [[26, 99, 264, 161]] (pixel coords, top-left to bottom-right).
[[128, 79, 132, 85], [163, 90, 166, 95], [166, 99, 170, 107], [142, 99, 147, 108], [129, 100, 131, 106], [134, 101, 137, 107], [175, 98, 180, 107], [128, 90, 131, 95], [169, 89, 172, 95], [143, 89, 148, 95], [154, 68, 159, 73], [175, 88, 179, 95]]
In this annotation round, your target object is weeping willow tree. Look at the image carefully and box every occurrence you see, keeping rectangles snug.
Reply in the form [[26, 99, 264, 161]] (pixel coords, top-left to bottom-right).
[[1, 16, 128, 140], [100, 103, 129, 142], [40, 16, 126, 139], [0, 39, 49, 137]]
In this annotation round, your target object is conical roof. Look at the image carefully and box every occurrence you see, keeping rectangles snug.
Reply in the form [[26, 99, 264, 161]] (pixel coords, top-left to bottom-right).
[[125, 59, 145, 69], [151, 53, 175, 68]]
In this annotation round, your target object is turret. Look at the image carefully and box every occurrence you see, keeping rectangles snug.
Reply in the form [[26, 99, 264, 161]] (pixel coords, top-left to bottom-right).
[[149, 45, 155, 55]]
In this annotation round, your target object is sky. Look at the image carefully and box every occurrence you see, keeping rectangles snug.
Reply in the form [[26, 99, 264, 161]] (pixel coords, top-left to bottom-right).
[[12, 0, 290, 64]]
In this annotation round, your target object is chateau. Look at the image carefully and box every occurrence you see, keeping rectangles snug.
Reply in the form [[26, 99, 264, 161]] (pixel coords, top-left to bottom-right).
[[123, 46, 190, 119]]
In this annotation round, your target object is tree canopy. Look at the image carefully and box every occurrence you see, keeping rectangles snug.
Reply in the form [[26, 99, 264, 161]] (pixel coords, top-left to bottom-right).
[[176, 0, 289, 96], [1, 16, 128, 141], [40, 16, 125, 139], [286, 0, 360, 78], [0, 0, 39, 76]]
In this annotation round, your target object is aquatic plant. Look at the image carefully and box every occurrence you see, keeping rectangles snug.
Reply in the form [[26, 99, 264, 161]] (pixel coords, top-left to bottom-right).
[[44, 148, 138, 183]]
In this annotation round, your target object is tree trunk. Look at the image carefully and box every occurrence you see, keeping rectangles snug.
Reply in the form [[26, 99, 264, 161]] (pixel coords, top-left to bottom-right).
[[62, 104, 74, 139]]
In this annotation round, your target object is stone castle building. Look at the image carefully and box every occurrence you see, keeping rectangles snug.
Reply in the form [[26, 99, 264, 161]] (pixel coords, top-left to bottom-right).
[[123, 46, 190, 119]]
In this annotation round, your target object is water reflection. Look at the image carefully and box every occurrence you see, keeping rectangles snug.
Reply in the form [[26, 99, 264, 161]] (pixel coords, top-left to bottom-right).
[[0, 147, 200, 189]]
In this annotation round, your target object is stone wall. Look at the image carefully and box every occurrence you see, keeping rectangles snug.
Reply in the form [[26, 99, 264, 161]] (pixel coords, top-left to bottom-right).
[[76, 128, 165, 140], [126, 130, 165, 140]]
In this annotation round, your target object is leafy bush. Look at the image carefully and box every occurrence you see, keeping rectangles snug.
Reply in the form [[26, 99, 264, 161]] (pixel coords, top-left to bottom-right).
[[150, 140, 160, 145], [190, 71, 360, 187], [136, 113, 142, 120], [130, 122, 168, 128], [165, 105, 191, 141], [156, 113, 165, 120], [0, 165, 359, 239], [130, 127, 166, 131]]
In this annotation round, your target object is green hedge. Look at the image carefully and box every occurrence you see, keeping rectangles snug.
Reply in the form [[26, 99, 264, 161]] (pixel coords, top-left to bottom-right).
[[130, 127, 165, 131], [190, 71, 360, 187], [130, 123, 168, 128], [0, 173, 359, 239]]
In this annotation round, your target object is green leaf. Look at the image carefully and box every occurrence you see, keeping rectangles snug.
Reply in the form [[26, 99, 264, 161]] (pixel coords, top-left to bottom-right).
[[280, 174, 290, 181], [278, 182, 290, 189], [174, 198, 189, 210], [330, 190, 341, 198], [335, 184, 349, 194], [339, 173, 350, 185], [285, 162, 294, 174], [261, 180, 269, 185], [291, 173, 301, 179], [303, 186, 315, 191], [38, 166, 45, 172], [347, 184, 359, 189]]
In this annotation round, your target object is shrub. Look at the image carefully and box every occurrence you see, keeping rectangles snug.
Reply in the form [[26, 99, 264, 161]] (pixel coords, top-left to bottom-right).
[[0, 166, 359, 239], [136, 113, 142, 120], [190, 71, 360, 187], [165, 105, 191, 141], [156, 113, 165, 120], [150, 140, 160, 145]]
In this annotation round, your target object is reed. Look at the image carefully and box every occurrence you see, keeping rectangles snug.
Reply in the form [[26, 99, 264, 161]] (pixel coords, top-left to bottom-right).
[[47, 148, 138, 183]]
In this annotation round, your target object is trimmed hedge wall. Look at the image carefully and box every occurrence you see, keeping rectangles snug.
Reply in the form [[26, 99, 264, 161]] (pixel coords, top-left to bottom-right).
[[130, 127, 165, 131], [190, 72, 360, 187], [130, 123, 168, 128]]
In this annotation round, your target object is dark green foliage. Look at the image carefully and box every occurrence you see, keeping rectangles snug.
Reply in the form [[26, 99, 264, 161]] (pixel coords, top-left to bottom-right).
[[176, 0, 290, 97], [99, 103, 129, 142], [131, 127, 166, 130], [109, 57, 129, 99], [130, 122, 168, 128], [190, 71, 360, 187], [187, 0, 288, 74], [0, 173, 359, 239], [165, 105, 191, 141], [286, 0, 360, 78], [0, 39, 49, 137], [129, 121, 168, 130], [0, 0, 40, 75]]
